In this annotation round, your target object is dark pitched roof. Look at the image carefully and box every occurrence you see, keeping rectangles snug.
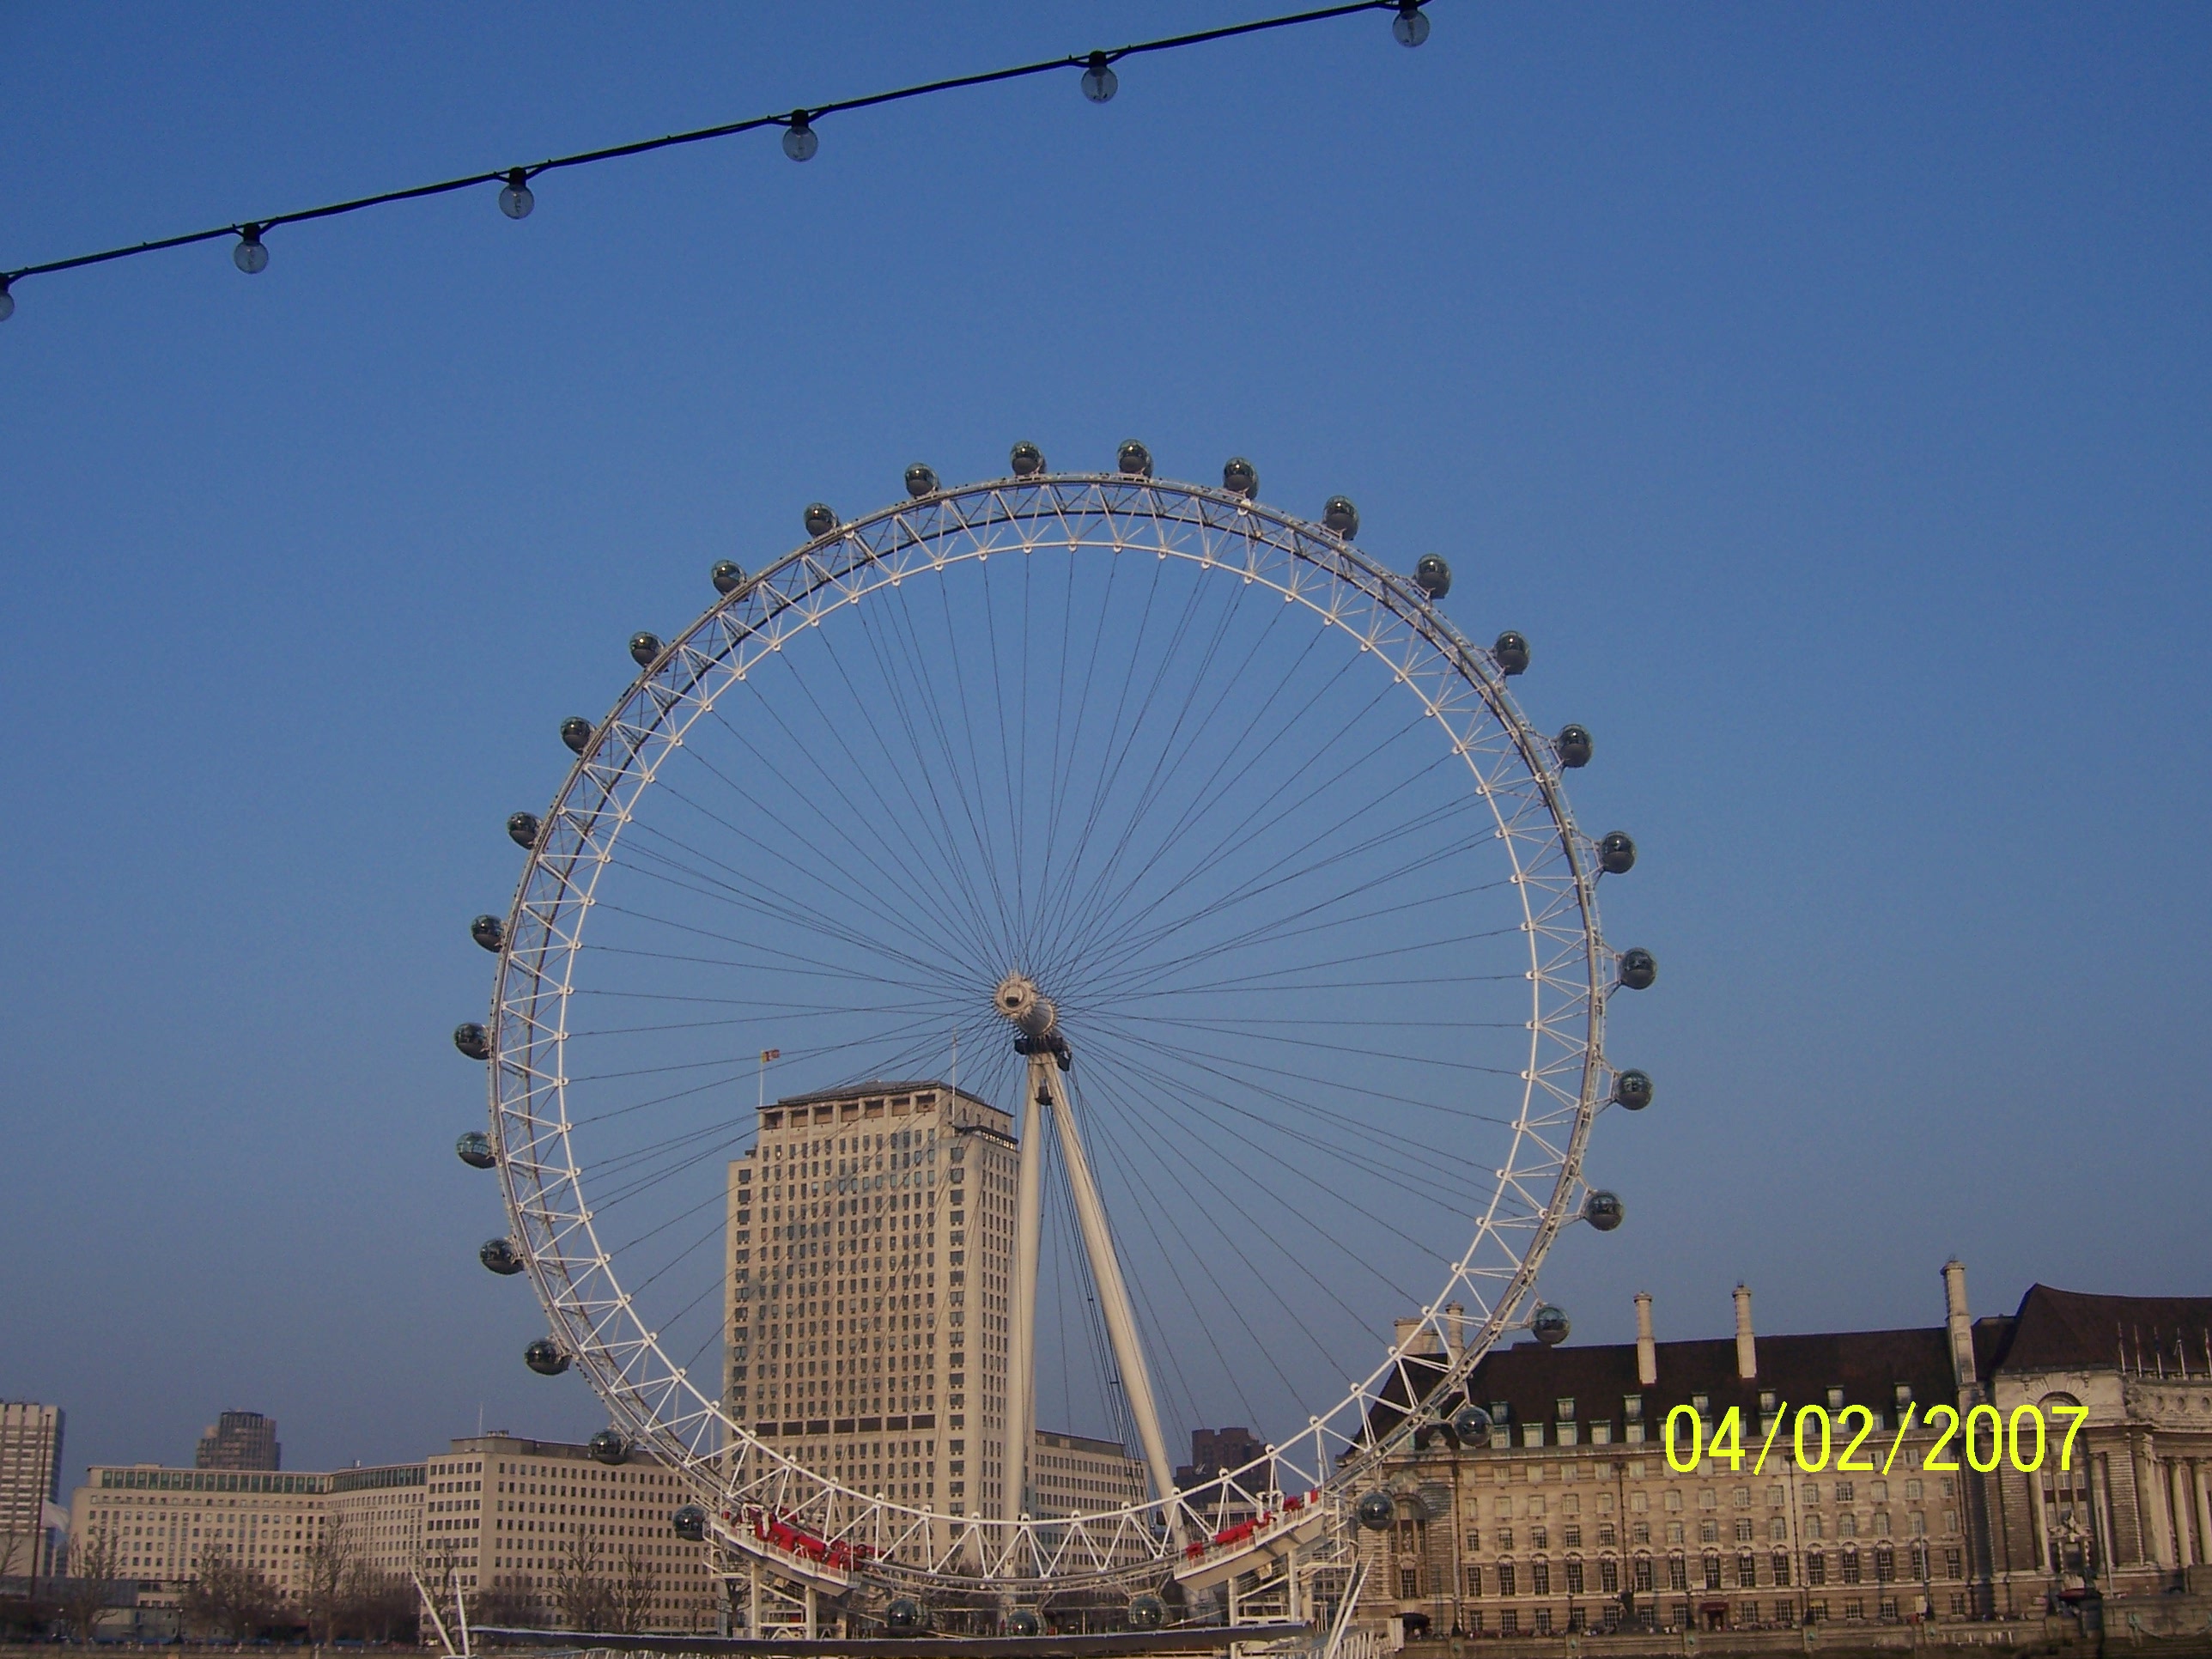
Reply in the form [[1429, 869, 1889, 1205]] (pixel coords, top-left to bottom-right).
[[1368, 1325, 1957, 1445], [1985, 1285, 2212, 1375]]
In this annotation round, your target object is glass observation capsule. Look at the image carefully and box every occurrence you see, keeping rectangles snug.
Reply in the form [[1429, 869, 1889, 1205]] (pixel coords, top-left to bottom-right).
[[524, 1339, 569, 1376], [1008, 1610, 1042, 1638], [1010, 441, 1046, 477], [628, 632, 662, 668], [1451, 1403, 1494, 1445], [1492, 631, 1530, 675], [886, 1598, 923, 1633], [1556, 724, 1593, 768], [1617, 947, 1658, 990], [1127, 1595, 1166, 1632], [1322, 495, 1360, 538], [560, 717, 593, 755], [1531, 1304, 1571, 1346], [588, 1429, 627, 1464], [803, 502, 838, 538], [672, 1504, 708, 1541], [1613, 1068, 1654, 1110], [903, 463, 939, 498], [710, 560, 744, 595], [480, 1237, 526, 1275], [1598, 831, 1638, 875], [507, 812, 539, 848], [1116, 440, 1152, 477], [1223, 457, 1258, 497], [1584, 1190, 1626, 1231], [455, 1131, 495, 1169], [471, 915, 505, 952], [1414, 555, 1451, 599], [453, 1023, 491, 1060], [1356, 1490, 1396, 1530]]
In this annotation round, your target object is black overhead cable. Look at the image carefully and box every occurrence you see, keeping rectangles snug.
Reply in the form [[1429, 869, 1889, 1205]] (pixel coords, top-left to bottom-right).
[[0, 0, 1431, 313]]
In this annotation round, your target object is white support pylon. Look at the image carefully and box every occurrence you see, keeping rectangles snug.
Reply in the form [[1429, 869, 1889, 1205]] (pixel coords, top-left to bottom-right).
[[1040, 1057, 1182, 1542], [1002, 1052, 1048, 1524]]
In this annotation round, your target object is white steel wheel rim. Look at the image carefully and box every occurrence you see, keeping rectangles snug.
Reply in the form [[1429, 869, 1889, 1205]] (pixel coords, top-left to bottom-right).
[[483, 472, 1623, 1595]]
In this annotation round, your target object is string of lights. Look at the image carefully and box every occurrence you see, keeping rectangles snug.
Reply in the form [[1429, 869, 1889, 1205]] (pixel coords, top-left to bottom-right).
[[0, 0, 1433, 322]]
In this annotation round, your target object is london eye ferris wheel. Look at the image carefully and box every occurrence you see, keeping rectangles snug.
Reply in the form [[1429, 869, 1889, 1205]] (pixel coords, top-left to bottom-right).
[[451, 442, 1656, 1627]]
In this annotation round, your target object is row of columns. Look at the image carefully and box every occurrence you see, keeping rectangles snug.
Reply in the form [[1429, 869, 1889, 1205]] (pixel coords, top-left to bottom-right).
[[2130, 1437, 2212, 1571]]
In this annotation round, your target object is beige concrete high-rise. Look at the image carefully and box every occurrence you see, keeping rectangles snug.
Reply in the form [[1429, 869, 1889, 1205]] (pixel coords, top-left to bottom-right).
[[726, 1080, 1020, 1518], [1, 1401, 65, 1578]]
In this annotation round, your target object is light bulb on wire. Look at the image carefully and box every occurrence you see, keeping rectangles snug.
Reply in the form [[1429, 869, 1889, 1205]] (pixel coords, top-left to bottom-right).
[[0, 277, 14, 323], [1392, 1, 1431, 47], [781, 112, 817, 162], [233, 225, 269, 274], [1080, 51, 1119, 103], [498, 168, 535, 220]]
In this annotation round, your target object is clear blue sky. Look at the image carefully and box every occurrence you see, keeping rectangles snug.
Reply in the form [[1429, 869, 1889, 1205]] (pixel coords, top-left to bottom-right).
[[3, 3, 2207, 1480]]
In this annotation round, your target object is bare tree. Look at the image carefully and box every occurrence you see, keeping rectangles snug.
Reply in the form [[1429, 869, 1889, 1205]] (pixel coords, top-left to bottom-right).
[[182, 1545, 276, 1642], [58, 1526, 121, 1642], [553, 1528, 614, 1632], [298, 1516, 356, 1645], [611, 1543, 656, 1635], [471, 1580, 538, 1629]]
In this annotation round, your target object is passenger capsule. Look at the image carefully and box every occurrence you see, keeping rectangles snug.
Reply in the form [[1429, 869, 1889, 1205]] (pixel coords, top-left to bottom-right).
[[1612, 1069, 1654, 1110], [480, 1237, 526, 1275], [1617, 947, 1658, 991], [1451, 1404, 1493, 1446], [560, 717, 593, 755], [672, 1504, 708, 1542], [1322, 495, 1360, 538], [1117, 440, 1153, 477], [628, 632, 662, 668], [1007, 1610, 1041, 1638], [1414, 555, 1451, 599], [1531, 1304, 1571, 1346], [471, 915, 506, 952], [1556, 725, 1593, 769], [710, 560, 744, 595], [455, 1131, 495, 1169], [1584, 1190, 1626, 1231], [1356, 1490, 1396, 1531], [1492, 631, 1530, 676], [803, 502, 838, 538], [1223, 457, 1258, 498], [1127, 1595, 1166, 1632], [588, 1429, 627, 1465], [886, 1598, 923, 1634], [507, 812, 539, 848], [903, 464, 939, 498], [453, 1023, 491, 1060], [524, 1338, 570, 1376], [1010, 441, 1046, 477], [1598, 831, 1638, 875]]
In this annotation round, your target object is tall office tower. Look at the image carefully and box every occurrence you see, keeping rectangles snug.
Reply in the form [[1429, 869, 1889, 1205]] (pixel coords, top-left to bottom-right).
[[0, 1401, 65, 1577], [195, 1411, 280, 1471], [727, 1081, 1018, 1518]]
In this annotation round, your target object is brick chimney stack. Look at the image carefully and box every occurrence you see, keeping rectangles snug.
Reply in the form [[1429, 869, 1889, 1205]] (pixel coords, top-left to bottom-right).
[[1634, 1291, 1657, 1386], [1734, 1284, 1757, 1380]]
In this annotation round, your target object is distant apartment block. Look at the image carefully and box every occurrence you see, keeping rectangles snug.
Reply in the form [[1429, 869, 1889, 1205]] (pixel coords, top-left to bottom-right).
[[1, 1400, 66, 1578], [196, 1410, 280, 1471]]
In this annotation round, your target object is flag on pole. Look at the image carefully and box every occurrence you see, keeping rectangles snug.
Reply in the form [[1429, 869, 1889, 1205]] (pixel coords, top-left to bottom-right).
[[761, 1048, 781, 1063]]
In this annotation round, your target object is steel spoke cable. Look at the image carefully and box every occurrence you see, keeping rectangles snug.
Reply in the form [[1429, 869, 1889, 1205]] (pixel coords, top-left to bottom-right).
[[1081, 1034, 1471, 1256], [924, 558, 1026, 960], [1037, 557, 1255, 964], [730, 623, 1012, 969]]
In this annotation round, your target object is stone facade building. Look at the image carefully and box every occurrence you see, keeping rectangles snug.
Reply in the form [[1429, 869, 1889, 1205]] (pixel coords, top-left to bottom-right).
[[1364, 1262, 2212, 1639], [196, 1411, 280, 1471]]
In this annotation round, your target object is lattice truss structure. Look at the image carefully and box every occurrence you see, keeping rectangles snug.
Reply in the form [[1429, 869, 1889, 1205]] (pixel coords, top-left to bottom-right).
[[471, 468, 1646, 1603]]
